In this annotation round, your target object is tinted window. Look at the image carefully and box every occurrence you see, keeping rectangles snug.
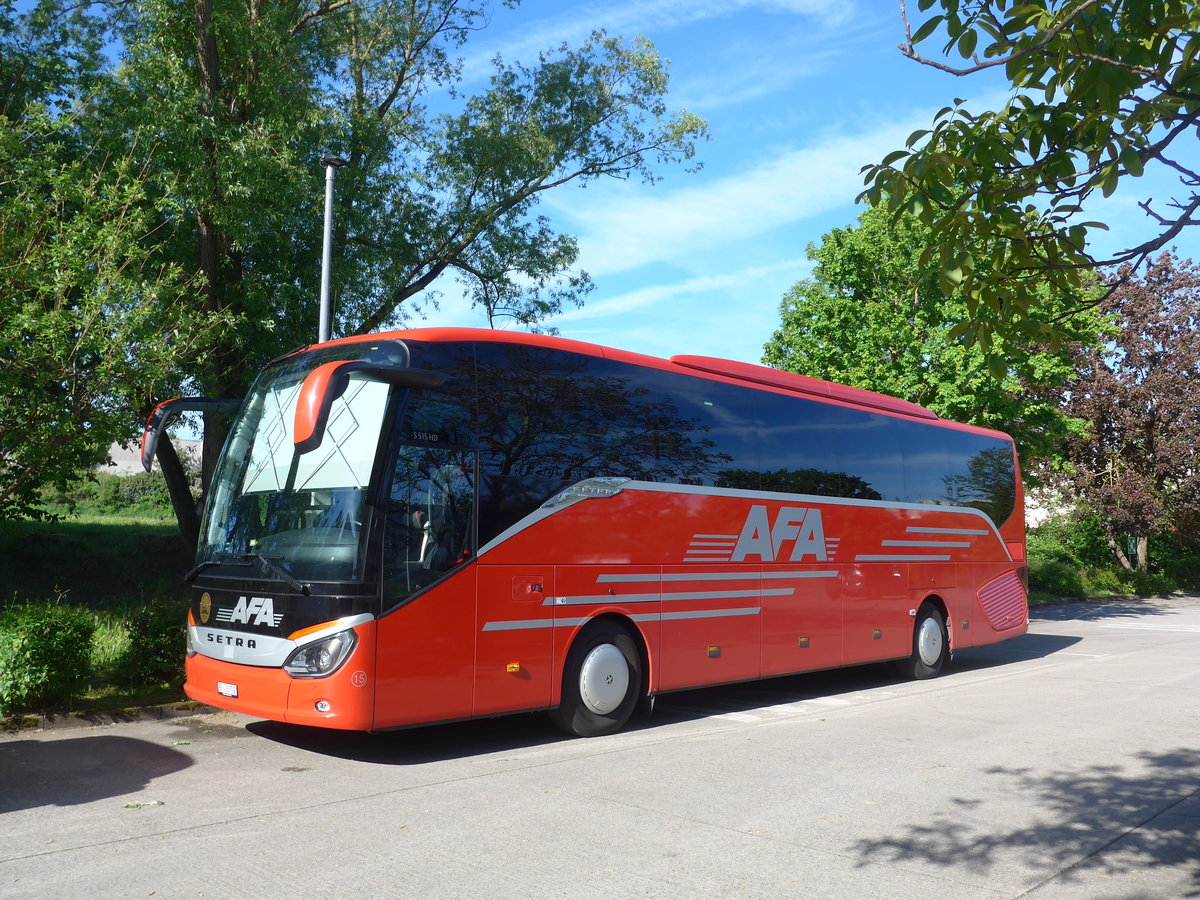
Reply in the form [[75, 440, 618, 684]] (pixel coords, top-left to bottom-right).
[[401, 341, 476, 447], [642, 371, 757, 489], [897, 418, 954, 505], [943, 430, 1016, 525], [382, 445, 475, 607], [401, 339, 1017, 537], [757, 392, 865, 497], [828, 407, 906, 502]]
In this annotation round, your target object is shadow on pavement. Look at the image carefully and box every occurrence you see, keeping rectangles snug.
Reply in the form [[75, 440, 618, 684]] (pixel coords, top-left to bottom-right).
[[246, 711, 567, 764], [0, 735, 192, 814], [1033, 597, 1180, 622], [245, 630, 1082, 765], [853, 747, 1200, 898]]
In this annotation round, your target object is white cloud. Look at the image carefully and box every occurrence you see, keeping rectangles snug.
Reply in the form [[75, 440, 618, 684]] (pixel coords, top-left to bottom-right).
[[552, 258, 811, 323], [550, 117, 920, 277], [464, 0, 857, 79]]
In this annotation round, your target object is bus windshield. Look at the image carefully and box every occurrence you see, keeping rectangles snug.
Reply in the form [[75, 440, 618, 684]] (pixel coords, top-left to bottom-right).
[[198, 351, 392, 582]]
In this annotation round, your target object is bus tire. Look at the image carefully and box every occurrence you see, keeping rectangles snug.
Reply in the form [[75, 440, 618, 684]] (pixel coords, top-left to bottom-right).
[[896, 602, 947, 680], [551, 622, 641, 737]]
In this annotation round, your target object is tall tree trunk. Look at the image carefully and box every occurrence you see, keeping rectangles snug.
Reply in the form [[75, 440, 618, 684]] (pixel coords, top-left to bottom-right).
[[1135, 534, 1149, 574], [1106, 533, 1134, 571]]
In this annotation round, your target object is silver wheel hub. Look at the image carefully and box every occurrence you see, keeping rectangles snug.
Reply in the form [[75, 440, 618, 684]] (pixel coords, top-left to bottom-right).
[[579, 643, 629, 716], [917, 616, 944, 667]]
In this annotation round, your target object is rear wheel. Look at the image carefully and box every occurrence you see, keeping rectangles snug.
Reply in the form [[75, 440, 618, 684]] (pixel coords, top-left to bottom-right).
[[896, 602, 947, 680], [551, 622, 641, 737]]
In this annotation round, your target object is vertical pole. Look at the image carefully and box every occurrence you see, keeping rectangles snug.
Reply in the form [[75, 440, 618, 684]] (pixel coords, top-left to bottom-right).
[[318, 154, 348, 345]]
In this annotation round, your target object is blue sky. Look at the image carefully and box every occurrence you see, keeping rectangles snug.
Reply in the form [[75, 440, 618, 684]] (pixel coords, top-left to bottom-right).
[[415, 0, 1199, 367]]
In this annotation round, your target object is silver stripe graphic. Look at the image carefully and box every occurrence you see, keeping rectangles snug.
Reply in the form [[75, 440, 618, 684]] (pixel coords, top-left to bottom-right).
[[882, 539, 971, 548], [661, 607, 761, 621], [693, 534, 737, 540], [481, 617, 591, 632], [905, 526, 991, 536], [596, 571, 837, 583], [855, 554, 952, 562], [482, 608, 762, 631], [631, 607, 761, 623], [546, 588, 794, 607]]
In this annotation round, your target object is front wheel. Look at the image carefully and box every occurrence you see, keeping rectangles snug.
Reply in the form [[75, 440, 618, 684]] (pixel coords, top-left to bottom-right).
[[896, 602, 948, 680], [551, 623, 642, 737]]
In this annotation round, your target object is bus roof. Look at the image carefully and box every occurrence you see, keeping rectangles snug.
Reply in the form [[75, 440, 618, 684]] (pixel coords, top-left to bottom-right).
[[309, 326, 952, 426]]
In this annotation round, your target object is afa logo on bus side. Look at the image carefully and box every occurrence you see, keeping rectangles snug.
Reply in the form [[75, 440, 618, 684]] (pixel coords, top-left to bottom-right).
[[731, 505, 830, 562]]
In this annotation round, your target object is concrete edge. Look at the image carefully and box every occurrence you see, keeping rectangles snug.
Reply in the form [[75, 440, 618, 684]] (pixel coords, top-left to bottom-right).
[[2, 701, 217, 734]]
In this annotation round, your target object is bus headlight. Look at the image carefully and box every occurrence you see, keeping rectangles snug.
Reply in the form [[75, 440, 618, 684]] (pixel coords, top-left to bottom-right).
[[283, 629, 358, 678]]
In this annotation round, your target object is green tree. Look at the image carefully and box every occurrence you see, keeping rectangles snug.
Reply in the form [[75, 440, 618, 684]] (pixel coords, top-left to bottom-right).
[[862, 0, 1200, 357], [110, 0, 706, 545], [1057, 252, 1200, 573], [0, 2, 218, 521], [761, 203, 1102, 474]]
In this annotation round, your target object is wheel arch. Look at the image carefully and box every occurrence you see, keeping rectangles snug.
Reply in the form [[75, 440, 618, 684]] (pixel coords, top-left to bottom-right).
[[554, 612, 652, 707], [916, 592, 951, 653]]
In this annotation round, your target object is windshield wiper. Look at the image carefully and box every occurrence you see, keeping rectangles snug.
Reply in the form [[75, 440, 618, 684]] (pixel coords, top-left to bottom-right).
[[185, 554, 310, 596], [239, 553, 311, 596], [185, 558, 251, 583]]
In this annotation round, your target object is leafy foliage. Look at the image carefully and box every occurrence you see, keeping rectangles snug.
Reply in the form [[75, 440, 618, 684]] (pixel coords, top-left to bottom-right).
[[101, 0, 706, 544], [1055, 251, 1200, 571], [112, 601, 187, 689], [863, 0, 1200, 358], [1, 2, 705, 542], [761, 203, 1101, 474], [0, 600, 95, 713], [0, 106, 218, 520]]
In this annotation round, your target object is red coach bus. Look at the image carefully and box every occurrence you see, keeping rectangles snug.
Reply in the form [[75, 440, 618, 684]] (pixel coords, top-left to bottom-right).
[[144, 328, 1028, 736]]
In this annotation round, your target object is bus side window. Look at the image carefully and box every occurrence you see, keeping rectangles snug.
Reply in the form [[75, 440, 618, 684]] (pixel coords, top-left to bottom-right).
[[829, 407, 904, 502], [755, 392, 844, 496], [383, 446, 475, 597]]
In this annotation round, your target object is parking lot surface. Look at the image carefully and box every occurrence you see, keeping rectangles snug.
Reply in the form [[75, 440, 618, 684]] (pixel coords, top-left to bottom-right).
[[3, 596, 1199, 899]]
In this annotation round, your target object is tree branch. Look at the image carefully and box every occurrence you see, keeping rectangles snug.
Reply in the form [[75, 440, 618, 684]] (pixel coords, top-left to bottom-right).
[[898, 0, 1105, 77]]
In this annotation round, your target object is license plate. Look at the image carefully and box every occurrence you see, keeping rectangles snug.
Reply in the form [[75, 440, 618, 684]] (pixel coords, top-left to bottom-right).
[[217, 681, 238, 698]]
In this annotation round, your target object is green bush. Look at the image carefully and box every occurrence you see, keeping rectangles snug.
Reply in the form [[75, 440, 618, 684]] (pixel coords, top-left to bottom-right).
[[1027, 514, 1112, 568], [39, 469, 184, 519], [1152, 539, 1200, 591], [1129, 570, 1175, 595], [112, 601, 187, 689], [1161, 556, 1200, 591], [1028, 559, 1086, 598], [0, 601, 95, 713], [1081, 566, 1129, 595]]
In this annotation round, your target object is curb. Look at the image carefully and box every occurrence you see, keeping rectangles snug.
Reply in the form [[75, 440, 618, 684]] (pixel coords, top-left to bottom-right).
[[2, 701, 217, 734]]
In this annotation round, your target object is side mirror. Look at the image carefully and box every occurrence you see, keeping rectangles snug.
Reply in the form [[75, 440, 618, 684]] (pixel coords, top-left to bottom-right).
[[140, 398, 243, 472], [293, 361, 445, 454]]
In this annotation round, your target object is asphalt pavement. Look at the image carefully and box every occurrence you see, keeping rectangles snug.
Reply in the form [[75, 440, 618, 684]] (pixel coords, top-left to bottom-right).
[[2, 596, 1199, 899]]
